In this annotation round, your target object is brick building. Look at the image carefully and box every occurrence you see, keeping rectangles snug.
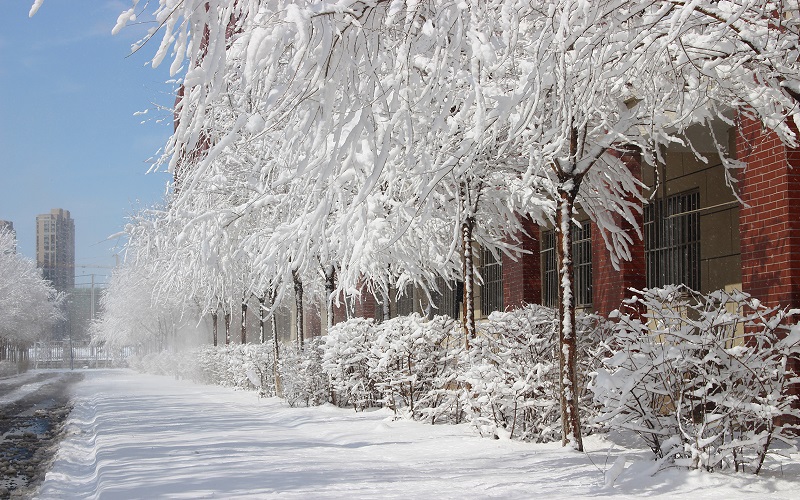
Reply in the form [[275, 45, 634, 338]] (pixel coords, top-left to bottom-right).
[[335, 119, 797, 328]]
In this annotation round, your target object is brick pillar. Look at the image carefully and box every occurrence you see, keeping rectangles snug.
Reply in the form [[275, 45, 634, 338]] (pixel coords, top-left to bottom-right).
[[738, 113, 800, 402], [738, 115, 800, 309], [591, 147, 646, 317], [354, 290, 378, 321], [332, 292, 348, 325], [502, 216, 542, 309], [304, 305, 322, 338]]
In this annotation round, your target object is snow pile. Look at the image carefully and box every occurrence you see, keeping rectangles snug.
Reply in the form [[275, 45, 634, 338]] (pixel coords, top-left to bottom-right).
[[592, 285, 800, 474]]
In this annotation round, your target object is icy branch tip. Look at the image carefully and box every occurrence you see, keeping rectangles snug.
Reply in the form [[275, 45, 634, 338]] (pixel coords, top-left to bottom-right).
[[29, 0, 44, 17], [113, 8, 137, 36]]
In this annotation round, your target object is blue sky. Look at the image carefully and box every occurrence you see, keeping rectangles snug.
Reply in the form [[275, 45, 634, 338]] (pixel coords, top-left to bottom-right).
[[0, 1, 174, 286]]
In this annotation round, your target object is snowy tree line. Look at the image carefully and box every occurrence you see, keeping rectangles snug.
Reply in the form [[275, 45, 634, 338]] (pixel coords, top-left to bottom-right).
[[0, 228, 63, 372], [130, 291, 799, 474], [29, 0, 800, 452]]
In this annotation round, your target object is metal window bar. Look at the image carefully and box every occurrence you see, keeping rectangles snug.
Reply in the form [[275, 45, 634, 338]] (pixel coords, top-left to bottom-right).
[[573, 222, 593, 308], [541, 222, 593, 308], [396, 284, 415, 316], [644, 191, 700, 290], [480, 247, 503, 315], [541, 230, 558, 308], [432, 277, 461, 320]]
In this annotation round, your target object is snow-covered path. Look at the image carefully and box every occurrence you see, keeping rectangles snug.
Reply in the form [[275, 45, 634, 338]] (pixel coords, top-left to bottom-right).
[[37, 370, 798, 499]]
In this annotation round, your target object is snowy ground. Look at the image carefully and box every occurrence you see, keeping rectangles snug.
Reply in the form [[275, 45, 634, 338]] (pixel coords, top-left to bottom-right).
[[36, 370, 799, 499]]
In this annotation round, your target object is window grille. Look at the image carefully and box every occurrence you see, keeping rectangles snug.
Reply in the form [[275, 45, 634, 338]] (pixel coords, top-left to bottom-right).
[[542, 230, 558, 308], [541, 221, 593, 308], [572, 222, 593, 308], [644, 190, 700, 290], [480, 247, 503, 315], [432, 277, 461, 320], [395, 284, 415, 316]]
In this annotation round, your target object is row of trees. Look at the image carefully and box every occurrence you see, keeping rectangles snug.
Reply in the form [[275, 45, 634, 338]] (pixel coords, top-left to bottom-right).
[[87, 0, 800, 450], [0, 228, 63, 364]]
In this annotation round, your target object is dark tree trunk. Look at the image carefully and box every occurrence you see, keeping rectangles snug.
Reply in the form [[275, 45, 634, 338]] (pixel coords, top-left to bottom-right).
[[461, 216, 476, 349], [211, 310, 218, 347], [258, 294, 267, 344], [270, 287, 282, 396], [293, 269, 304, 349], [241, 300, 247, 344], [555, 137, 585, 451], [324, 265, 335, 331], [224, 310, 231, 345]]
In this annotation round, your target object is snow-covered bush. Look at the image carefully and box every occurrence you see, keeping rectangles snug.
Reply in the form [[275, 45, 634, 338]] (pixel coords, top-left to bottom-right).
[[459, 305, 611, 442], [321, 318, 380, 410], [279, 338, 329, 407], [131, 343, 276, 396], [592, 285, 800, 474], [371, 314, 459, 418], [194, 343, 276, 394]]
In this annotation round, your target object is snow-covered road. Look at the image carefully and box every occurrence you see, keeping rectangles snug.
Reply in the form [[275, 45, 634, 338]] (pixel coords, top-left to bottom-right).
[[36, 370, 799, 499]]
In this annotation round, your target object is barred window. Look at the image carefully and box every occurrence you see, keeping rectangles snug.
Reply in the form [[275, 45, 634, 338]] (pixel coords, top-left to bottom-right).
[[432, 277, 461, 320], [572, 223, 593, 308], [644, 191, 700, 290], [480, 247, 503, 315], [542, 230, 558, 308], [395, 284, 415, 316], [541, 221, 593, 308]]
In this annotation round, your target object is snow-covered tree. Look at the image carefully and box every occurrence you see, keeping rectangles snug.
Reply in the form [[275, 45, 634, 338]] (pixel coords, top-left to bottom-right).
[[0, 228, 63, 351]]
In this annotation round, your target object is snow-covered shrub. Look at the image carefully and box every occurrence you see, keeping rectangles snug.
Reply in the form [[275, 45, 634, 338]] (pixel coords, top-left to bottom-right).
[[370, 314, 459, 418], [131, 343, 276, 396], [193, 343, 276, 394], [279, 338, 329, 407], [321, 318, 380, 410], [592, 285, 800, 474], [459, 305, 611, 442]]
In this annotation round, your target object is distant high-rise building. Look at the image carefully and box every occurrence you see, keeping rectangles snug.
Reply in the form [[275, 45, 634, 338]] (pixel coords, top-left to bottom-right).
[[36, 208, 75, 291]]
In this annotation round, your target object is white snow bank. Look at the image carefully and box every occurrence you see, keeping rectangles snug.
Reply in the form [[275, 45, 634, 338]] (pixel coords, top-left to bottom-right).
[[37, 370, 799, 499]]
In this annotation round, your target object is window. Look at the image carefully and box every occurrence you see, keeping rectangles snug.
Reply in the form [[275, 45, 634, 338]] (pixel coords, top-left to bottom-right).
[[572, 222, 593, 308], [480, 247, 503, 315], [541, 221, 593, 308], [432, 277, 461, 320], [644, 190, 700, 290], [395, 284, 415, 316]]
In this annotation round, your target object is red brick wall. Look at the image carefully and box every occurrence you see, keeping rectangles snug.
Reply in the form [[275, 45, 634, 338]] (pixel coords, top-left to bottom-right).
[[591, 148, 646, 317], [353, 290, 378, 321], [738, 115, 800, 309], [502, 217, 542, 309]]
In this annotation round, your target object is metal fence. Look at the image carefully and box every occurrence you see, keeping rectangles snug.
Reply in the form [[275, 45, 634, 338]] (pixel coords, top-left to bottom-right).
[[29, 341, 133, 369]]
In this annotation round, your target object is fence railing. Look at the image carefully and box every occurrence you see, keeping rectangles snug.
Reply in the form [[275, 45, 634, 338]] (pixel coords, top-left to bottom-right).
[[29, 341, 134, 369]]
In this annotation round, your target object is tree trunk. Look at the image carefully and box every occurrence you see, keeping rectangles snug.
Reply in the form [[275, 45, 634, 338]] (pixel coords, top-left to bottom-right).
[[270, 287, 282, 397], [258, 294, 267, 344], [293, 269, 304, 349], [224, 309, 231, 345], [211, 310, 218, 346], [381, 288, 391, 322], [461, 216, 476, 349], [241, 300, 247, 344], [555, 181, 584, 452], [324, 264, 335, 331]]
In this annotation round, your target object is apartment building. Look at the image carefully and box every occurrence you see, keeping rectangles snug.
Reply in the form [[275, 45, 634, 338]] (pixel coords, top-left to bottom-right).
[[36, 208, 75, 292]]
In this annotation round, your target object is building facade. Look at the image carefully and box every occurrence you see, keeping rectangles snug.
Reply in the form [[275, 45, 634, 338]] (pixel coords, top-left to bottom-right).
[[341, 120, 797, 327], [36, 208, 75, 292]]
